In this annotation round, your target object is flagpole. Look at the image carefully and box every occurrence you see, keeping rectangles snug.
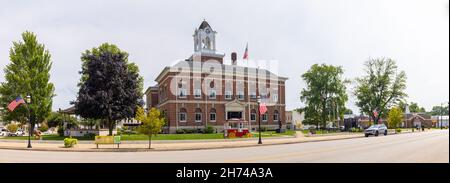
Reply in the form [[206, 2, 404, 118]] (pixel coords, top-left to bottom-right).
[[245, 42, 252, 132]]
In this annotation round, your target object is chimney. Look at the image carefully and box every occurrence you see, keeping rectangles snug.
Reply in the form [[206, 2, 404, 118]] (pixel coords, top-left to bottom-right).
[[231, 52, 237, 66]]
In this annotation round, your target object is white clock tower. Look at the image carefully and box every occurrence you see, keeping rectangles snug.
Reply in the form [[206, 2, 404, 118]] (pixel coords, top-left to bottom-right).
[[193, 20, 217, 53]]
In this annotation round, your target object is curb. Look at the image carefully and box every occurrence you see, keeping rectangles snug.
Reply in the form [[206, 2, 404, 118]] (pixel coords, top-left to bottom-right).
[[0, 130, 430, 152], [0, 135, 365, 152], [0, 135, 296, 144]]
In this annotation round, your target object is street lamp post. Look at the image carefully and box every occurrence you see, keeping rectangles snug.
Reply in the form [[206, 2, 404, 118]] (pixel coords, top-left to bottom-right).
[[25, 94, 32, 148], [257, 96, 262, 144]]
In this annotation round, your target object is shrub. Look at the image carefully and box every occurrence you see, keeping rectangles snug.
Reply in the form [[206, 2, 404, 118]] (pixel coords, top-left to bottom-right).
[[350, 127, 362, 133], [57, 126, 64, 136], [39, 123, 49, 132], [204, 125, 215, 134], [176, 129, 185, 134], [183, 129, 196, 134], [6, 123, 18, 133], [64, 138, 78, 148], [396, 128, 402, 133], [84, 133, 96, 139], [259, 126, 268, 132]]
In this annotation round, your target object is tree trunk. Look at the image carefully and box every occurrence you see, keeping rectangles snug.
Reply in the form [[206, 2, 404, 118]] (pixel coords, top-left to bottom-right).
[[108, 119, 114, 136]]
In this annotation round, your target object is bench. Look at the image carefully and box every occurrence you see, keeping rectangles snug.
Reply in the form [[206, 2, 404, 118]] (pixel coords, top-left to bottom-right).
[[94, 136, 121, 148]]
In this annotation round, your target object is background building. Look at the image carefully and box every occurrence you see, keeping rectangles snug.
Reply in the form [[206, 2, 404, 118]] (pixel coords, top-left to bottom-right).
[[146, 21, 288, 133]]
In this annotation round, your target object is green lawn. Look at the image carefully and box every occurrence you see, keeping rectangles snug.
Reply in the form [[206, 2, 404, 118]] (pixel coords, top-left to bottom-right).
[[252, 130, 296, 137], [2, 134, 94, 141], [1, 130, 296, 141], [120, 133, 225, 140], [301, 129, 336, 135]]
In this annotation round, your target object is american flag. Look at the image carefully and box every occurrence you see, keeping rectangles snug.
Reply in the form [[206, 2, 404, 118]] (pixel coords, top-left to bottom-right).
[[243, 43, 248, 60], [373, 109, 378, 118], [8, 97, 25, 111], [259, 103, 267, 115]]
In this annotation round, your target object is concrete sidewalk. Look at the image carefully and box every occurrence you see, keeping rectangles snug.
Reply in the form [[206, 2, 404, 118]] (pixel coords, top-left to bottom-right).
[[0, 130, 433, 152], [0, 132, 363, 152]]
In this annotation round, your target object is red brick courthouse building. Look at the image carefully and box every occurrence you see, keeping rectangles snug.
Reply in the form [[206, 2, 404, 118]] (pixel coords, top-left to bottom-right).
[[145, 21, 288, 133]]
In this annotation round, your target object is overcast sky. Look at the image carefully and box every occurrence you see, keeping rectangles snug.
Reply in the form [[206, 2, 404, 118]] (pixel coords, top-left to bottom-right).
[[0, 0, 448, 113]]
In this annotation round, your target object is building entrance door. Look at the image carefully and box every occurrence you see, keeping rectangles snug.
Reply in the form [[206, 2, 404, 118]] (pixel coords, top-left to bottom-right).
[[413, 118, 422, 128]]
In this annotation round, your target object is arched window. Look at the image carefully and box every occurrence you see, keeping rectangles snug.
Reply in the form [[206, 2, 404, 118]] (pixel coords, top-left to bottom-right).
[[273, 110, 279, 122], [195, 108, 202, 123], [210, 108, 216, 122], [179, 108, 187, 122], [251, 109, 257, 122]]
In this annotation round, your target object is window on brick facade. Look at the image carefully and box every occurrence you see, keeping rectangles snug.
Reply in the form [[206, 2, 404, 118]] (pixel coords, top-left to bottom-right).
[[178, 88, 187, 98], [194, 89, 202, 98], [262, 113, 268, 122], [210, 108, 216, 122], [273, 110, 279, 122], [225, 91, 232, 100], [195, 113, 202, 122], [179, 108, 187, 122], [272, 94, 278, 103], [238, 91, 244, 100], [209, 90, 216, 99], [251, 109, 256, 122], [250, 91, 257, 99], [195, 108, 202, 122]]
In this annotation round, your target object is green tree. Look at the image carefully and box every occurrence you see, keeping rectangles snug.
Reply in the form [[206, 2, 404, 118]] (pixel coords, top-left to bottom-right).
[[387, 107, 403, 130], [38, 123, 49, 132], [46, 112, 78, 128], [73, 43, 142, 135], [6, 123, 18, 133], [79, 43, 143, 96], [354, 58, 407, 124], [135, 107, 166, 149], [408, 102, 426, 113], [0, 31, 55, 133], [428, 104, 449, 116], [344, 108, 353, 115], [300, 64, 349, 129]]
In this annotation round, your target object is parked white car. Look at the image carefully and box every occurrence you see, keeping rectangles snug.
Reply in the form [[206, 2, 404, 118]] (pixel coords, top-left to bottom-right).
[[1, 128, 10, 136], [15, 130, 26, 136], [364, 124, 388, 137], [8, 130, 25, 136]]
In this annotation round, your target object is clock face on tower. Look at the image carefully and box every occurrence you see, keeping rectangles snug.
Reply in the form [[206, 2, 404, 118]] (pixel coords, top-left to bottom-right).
[[205, 29, 210, 34]]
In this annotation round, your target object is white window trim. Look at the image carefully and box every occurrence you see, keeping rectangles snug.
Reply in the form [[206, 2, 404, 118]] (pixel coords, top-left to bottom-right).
[[194, 89, 202, 99], [250, 92, 257, 99], [178, 88, 187, 98], [250, 113, 256, 122], [238, 91, 245, 100], [209, 90, 216, 99], [273, 114, 279, 122], [195, 113, 202, 123], [225, 90, 232, 100], [273, 94, 278, 102], [210, 113, 216, 122], [262, 114, 268, 122], [179, 113, 187, 122]]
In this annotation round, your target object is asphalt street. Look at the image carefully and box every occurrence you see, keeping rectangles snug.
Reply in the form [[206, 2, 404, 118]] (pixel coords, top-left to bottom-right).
[[0, 130, 448, 163]]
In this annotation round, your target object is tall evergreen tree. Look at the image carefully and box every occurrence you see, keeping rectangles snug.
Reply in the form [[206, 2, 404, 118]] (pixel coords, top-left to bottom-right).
[[0, 31, 55, 131], [73, 43, 142, 135]]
